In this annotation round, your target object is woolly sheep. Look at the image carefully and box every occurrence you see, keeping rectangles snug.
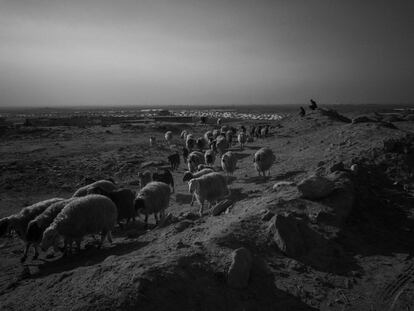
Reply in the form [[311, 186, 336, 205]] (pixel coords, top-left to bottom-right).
[[216, 135, 229, 157], [197, 164, 215, 171], [165, 131, 173, 144], [204, 149, 216, 166], [226, 130, 233, 145], [186, 135, 196, 151], [188, 172, 229, 216], [212, 129, 220, 139], [180, 130, 188, 140], [183, 168, 214, 182], [196, 137, 206, 151], [187, 151, 205, 172], [72, 179, 117, 197], [260, 127, 267, 137], [134, 181, 171, 225], [138, 170, 153, 189], [204, 131, 213, 142], [217, 118, 222, 126], [221, 151, 237, 177], [253, 147, 276, 179], [3, 198, 64, 262], [25, 198, 74, 261], [238, 132, 247, 150], [41, 195, 117, 254], [221, 125, 229, 134], [88, 187, 136, 227], [182, 147, 190, 163]]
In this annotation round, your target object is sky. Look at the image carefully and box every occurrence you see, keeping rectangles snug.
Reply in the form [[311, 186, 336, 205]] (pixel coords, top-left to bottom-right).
[[0, 0, 413, 107]]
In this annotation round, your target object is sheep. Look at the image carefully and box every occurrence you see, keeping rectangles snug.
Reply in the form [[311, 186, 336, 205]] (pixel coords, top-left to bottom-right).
[[41, 195, 117, 255], [165, 131, 173, 144], [238, 132, 247, 150], [186, 135, 196, 151], [168, 152, 180, 170], [226, 130, 233, 146], [212, 129, 220, 139], [134, 181, 171, 225], [216, 135, 229, 157], [87, 187, 136, 227], [138, 170, 152, 189], [183, 168, 215, 182], [25, 198, 74, 261], [2, 198, 64, 262], [152, 169, 175, 193], [260, 127, 267, 138], [253, 147, 276, 179], [217, 118, 222, 126], [180, 130, 188, 140], [204, 130, 213, 142], [72, 179, 117, 197], [221, 125, 229, 134], [221, 151, 237, 177], [187, 151, 205, 172], [182, 147, 189, 163], [197, 164, 215, 171], [196, 137, 206, 151], [188, 172, 229, 216], [204, 149, 216, 166], [150, 136, 156, 146]]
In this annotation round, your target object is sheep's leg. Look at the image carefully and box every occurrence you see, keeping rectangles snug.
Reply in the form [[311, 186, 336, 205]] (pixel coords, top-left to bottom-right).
[[154, 213, 159, 225], [198, 201, 204, 217], [99, 231, 107, 248], [20, 243, 30, 263], [33, 243, 39, 260], [190, 194, 194, 206], [107, 231, 113, 243]]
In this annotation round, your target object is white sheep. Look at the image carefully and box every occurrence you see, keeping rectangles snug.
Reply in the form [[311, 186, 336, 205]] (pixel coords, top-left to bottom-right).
[[253, 147, 276, 179], [2, 198, 64, 262], [180, 130, 188, 140], [238, 132, 247, 150], [221, 151, 237, 177], [41, 195, 117, 254], [165, 131, 173, 145], [188, 172, 229, 216], [187, 151, 205, 172], [134, 181, 171, 225], [197, 164, 215, 171], [72, 179, 117, 197], [183, 168, 215, 182], [138, 171, 153, 189], [216, 135, 229, 156], [25, 198, 74, 261], [212, 129, 220, 139], [204, 149, 216, 166], [204, 130, 213, 142]]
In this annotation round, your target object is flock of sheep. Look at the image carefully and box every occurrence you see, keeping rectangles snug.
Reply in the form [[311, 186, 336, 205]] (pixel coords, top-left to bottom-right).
[[0, 123, 276, 264]]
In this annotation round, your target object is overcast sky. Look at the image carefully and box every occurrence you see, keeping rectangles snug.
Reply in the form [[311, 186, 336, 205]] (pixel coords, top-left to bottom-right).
[[0, 0, 413, 107]]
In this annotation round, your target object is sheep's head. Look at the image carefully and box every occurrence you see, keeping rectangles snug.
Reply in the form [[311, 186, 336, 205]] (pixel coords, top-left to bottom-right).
[[188, 179, 199, 194], [26, 220, 43, 243], [41, 227, 60, 251], [134, 198, 146, 215], [183, 171, 193, 182], [0, 217, 10, 237]]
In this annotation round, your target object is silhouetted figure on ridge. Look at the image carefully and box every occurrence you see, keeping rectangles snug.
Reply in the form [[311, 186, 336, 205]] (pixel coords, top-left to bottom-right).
[[309, 99, 318, 110], [299, 107, 306, 117]]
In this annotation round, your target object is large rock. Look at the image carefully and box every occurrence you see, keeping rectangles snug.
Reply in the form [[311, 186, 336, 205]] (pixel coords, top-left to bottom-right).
[[297, 175, 335, 199], [267, 213, 308, 258], [227, 247, 252, 289], [352, 115, 375, 123]]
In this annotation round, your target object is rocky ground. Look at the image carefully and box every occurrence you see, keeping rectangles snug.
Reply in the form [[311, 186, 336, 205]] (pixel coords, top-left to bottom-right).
[[0, 108, 413, 310]]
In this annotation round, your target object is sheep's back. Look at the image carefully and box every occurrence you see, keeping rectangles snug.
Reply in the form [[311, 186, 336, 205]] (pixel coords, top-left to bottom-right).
[[137, 182, 170, 214], [254, 148, 275, 171], [195, 173, 228, 202], [72, 180, 116, 197], [54, 195, 117, 238]]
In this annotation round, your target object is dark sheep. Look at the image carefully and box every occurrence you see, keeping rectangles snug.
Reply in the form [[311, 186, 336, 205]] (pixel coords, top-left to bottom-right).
[[168, 153, 180, 170], [152, 169, 175, 193]]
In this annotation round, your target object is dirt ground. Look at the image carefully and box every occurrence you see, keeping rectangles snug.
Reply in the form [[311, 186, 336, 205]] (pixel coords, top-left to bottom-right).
[[0, 109, 413, 310]]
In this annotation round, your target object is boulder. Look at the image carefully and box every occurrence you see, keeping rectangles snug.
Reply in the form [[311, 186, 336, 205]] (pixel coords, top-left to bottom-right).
[[297, 175, 335, 199], [352, 115, 375, 123], [227, 247, 252, 289], [267, 214, 308, 258]]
